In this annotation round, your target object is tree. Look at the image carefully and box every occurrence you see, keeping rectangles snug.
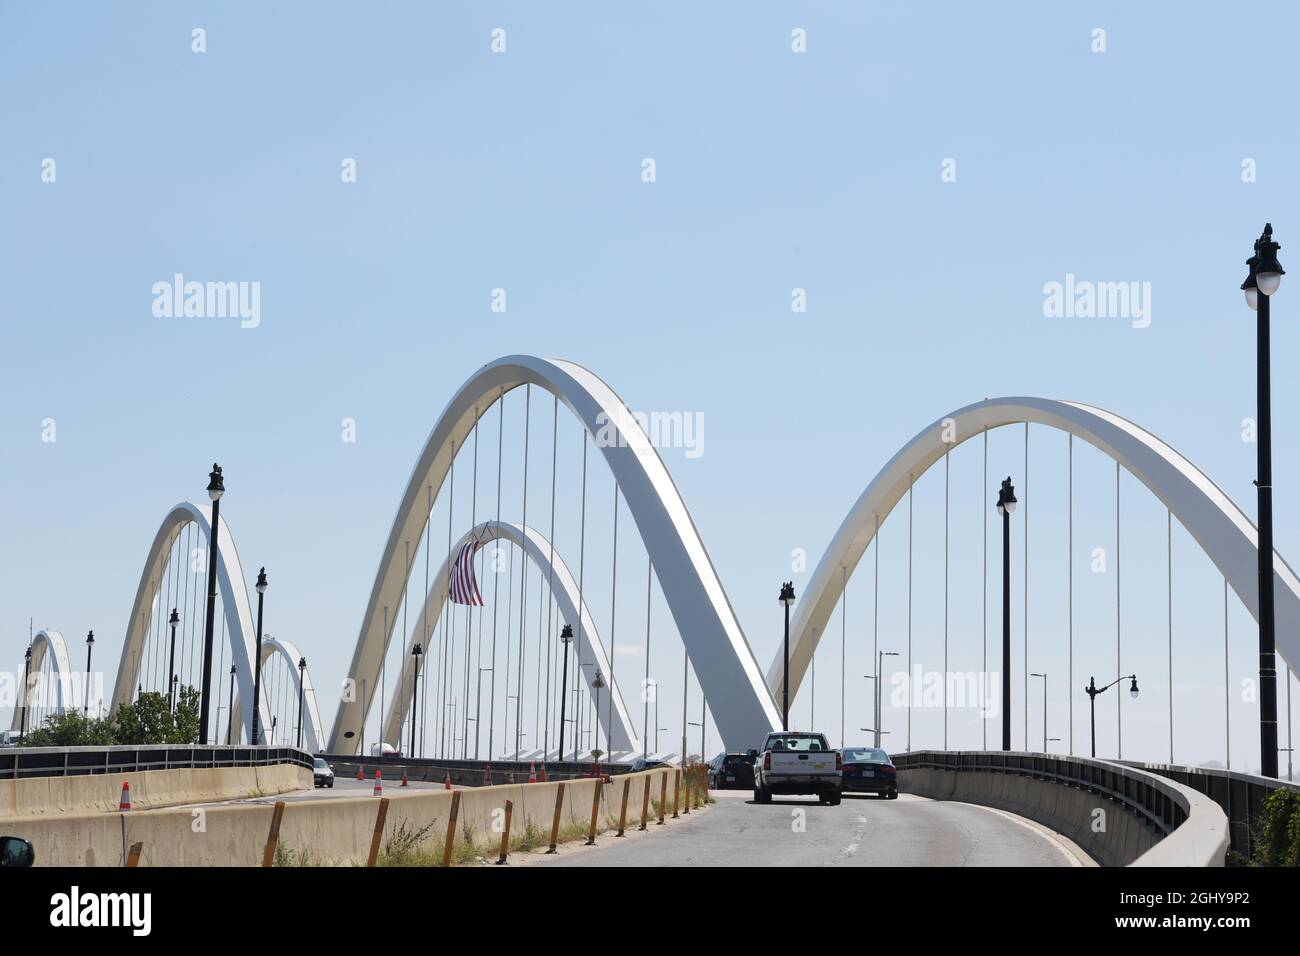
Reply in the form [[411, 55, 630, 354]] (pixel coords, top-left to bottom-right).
[[19, 710, 116, 747], [112, 687, 200, 745]]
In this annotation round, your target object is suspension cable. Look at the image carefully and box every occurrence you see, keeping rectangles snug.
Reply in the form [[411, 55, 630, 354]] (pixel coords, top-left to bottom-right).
[[608, 485, 619, 756], [489, 394, 504, 758], [543, 395, 558, 755], [516, 384, 531, 756]]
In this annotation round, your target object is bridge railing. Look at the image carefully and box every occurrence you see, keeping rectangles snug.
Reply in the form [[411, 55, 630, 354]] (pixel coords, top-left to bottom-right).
[[1120, 759, 1300, 860], [0, 744, 313, 780], [893, 750, 1229, 866]]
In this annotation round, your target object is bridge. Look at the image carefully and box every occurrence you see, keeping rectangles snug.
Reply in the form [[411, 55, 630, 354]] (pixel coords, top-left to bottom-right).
[[5, 353, 1299, 868]]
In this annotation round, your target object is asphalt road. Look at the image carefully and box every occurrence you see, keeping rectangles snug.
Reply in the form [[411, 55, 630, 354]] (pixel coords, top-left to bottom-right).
[[524, 789, 1094, 867]]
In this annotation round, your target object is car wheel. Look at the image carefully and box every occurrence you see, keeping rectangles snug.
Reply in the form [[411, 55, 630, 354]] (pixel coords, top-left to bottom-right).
[[827, 792, 841, 806], [887, 790, 898, 800]]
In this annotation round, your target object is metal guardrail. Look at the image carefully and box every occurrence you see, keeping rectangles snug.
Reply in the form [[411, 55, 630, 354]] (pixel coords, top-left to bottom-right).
[[320, 753, 636, 786], [1120, 759, 1300, 859], [0, 744, 313, 780]]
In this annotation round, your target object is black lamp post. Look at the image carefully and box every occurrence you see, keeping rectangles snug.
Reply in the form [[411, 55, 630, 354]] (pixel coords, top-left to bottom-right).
[[226, 665, 236, 744], [19, 645, 32, 741], [996, 477, 1017, 751], [198, 463, 224, 744], [166, 608, 180, 713], [84, 630, 94, 715], [779, 582, 796, 730], [1243, 223, 1285, 779], [250, 567, 267, 745], [592, 670, 606, 770], [557, 624, 573, 761], [409, 643, 423, 757], [1085, 674, 1139, 758], [297, 656, 307, 749]]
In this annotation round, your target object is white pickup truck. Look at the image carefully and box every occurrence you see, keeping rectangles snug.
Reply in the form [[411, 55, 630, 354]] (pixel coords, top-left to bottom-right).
[[750, 731, 842, 805]]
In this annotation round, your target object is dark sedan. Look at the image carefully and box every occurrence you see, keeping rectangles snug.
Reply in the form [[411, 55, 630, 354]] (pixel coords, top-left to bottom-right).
[[840, 747, 897, 798], [707, 752, 755, 790]]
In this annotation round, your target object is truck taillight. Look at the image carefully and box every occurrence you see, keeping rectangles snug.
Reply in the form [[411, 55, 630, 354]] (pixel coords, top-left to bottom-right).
[[764, 752, 771, 771], [836, 752, 843, 771]]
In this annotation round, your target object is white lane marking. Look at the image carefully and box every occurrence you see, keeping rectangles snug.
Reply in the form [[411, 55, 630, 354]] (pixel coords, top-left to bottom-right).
[[952, 801, 1089, 867]]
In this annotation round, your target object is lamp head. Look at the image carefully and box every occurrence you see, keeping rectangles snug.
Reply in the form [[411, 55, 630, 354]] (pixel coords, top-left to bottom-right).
[[255, 567, 267, 594], [996, 476, 1018, 515], [779, 581, 796, 607], [298, 656, 306, 670], [1129, 676, 1139, 699], [560, 623, 574, 643], [169, 607, 179, 627], [1255, 223, 1285, 296], [207, 463, 225, 502], [86, 630, 94, 645]]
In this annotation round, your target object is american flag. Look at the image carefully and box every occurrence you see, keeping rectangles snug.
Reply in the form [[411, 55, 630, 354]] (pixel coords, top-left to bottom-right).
[[448, 539, 483, 606]]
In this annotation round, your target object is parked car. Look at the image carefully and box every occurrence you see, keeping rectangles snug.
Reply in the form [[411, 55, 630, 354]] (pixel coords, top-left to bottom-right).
[[630, 756, 671, 773], [751, 731, 841, 805], [707, 752, 755, 790], [840, 747, 897, 798], [313, 757, 335, 788]]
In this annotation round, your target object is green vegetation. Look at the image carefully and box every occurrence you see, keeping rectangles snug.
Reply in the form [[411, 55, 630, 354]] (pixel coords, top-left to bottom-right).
[[19, 688, 201, 747], [1251, 788, 1300, 867]]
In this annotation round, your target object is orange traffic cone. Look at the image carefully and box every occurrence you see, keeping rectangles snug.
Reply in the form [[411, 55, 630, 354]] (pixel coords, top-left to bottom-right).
[[528, 762, 538, 783], [119, 781, 132, 811], [482, 763, 492, 786], [356, 765, 364, 781], [443, 772, 452, 790], [400, 770, 409, 788], [373, 770, 383, 796], [539, 764, 548, 782]]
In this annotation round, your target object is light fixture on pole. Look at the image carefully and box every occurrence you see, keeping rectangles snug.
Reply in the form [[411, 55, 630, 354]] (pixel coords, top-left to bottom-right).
[[227, 664, 236, 744], [1085, 674, 1139, 758], [867, 650, 899, 749], [1030, 672, 1048, 752], [1242, 222, 1285, 779], [198, 463, 224, 744], [250, 566, 267, 745], [592, 670, 606, 770], [166, 608, 180, 713], [557, 624, 573, 762], [409, 643, 423, 758], [996, 477, 1017, 751], [84, 630, 94, 715], [297, 656, 307, 749], [20, 645, 32, 741], [779, 581, 796, 731]]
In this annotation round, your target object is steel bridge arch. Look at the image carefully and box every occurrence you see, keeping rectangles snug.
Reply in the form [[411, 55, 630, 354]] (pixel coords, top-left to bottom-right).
[[329, 355, 781, 754], [769, 397, 1300, 704], [379, 519, 638, 755], [110, 501, 259, 742], [8, 629, 75, 729], [231, 634, 325, 751]]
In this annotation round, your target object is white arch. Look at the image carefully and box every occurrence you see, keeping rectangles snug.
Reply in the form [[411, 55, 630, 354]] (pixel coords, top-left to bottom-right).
[[110, 501, 259, 743], [769, 397, 1300, 703], [231, 635, 325, 752], [330, 356, 781, 753], [9, 630, 75, 729], [379, 520, 638, 754]]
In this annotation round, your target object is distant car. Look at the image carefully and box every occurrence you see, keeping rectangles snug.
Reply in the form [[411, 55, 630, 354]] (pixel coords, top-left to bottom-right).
[[0, 730, 21, 748], [751, 731, 842, 805], [840, 747, 897, 798], [630, 757, 670, 773], [313, 757, 335, 788], [707, 752, 755, 790]]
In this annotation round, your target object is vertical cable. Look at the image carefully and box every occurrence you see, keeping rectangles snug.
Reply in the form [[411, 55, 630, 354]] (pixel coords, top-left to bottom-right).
[[907, 480, 913, 751], [873, 512, 879, 745], [574, 431, 588, 760], [380, 605, 387, 753], [515, 384, 531, 756], [1068, 433, 1073, 755], [422, 484, 432, 758], [644, 556, 653, 759], [1168, 509, 1174, 763], [983, 429, 988, 750], [607, 486, 618, 756], [489, 395, 504, 758], [465, 411, 480, 759], [1225, 578, 1231, 769], [1024, 423, 1029, 750], [1116, 460, 1122, 758], [944, 449, 950, 750], [840, 566, 846, 749], [400, 539, 410, 750], [543, 396, 558, 755]]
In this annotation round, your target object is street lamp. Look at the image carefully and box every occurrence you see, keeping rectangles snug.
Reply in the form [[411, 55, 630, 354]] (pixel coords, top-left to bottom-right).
[[996, 477, 1017, 751], [1243, 222, 1285, 779], [1030, 672, 1048, 752], [84, 630, 94, 715], [557, 624, 573, 762], [226, 664, 236, 744], [866, 650, 899, 748], [250, 567, 267, 745], [198, 463, 224, 744], [779, 581, 796, 731], [409, 643, 423, 757], [1085, 675, 1139, 758], [166, 608, 180, 713], [19, 645, 32, 741], [297, 656, 307, 749], [592, 670, 606, 771]]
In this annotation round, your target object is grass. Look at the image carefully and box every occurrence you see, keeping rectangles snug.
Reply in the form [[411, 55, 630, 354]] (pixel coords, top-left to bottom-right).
[[274, 844, 323, 867]]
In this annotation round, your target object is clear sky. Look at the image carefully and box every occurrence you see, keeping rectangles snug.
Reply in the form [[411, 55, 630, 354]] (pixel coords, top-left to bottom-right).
[[3, 2, 1299, 772]]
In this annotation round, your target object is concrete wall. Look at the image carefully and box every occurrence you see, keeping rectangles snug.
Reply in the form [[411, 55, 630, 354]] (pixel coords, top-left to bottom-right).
[[5, 767, 680, 867], [900, 768, 1168, 867], [0, 763, 309, 820]]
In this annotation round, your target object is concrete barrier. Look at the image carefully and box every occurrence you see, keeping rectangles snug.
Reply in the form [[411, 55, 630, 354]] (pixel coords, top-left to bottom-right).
[[897, 753, 1228, 867], [4, 767, 675, 867], [0, 763, 309, 820]]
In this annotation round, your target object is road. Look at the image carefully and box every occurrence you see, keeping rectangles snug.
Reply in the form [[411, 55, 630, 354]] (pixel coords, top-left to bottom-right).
[[524, 790, 1094, 867]]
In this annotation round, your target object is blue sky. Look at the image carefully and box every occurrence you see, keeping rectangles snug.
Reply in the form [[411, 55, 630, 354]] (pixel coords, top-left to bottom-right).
[[3, 2, 1300, 771]]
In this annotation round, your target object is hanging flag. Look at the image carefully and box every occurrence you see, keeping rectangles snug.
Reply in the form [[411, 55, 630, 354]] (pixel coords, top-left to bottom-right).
[[448, 539, 484, 606]]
